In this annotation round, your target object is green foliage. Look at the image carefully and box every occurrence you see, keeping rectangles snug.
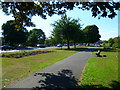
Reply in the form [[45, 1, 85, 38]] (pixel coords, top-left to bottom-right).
[[112, 37, 120, 48], [83, 25, 101, 43], [2, 20, 28, 45], [102, 37, 120, 48], [51, 16, 83, 49], [1, 2, 119, 29], [45, 37, 57, 46], [26, 31, 38, 46], [27, 29, 46, 46], [108, 38, 114, 47]]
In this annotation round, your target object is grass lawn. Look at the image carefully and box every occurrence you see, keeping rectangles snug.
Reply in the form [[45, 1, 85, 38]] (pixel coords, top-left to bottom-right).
[[2, 46, 82, 87], [79, 48, 119, 89]]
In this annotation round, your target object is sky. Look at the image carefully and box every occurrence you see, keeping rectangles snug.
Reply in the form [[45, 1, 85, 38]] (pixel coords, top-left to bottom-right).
[[0, 7, 119, 40]]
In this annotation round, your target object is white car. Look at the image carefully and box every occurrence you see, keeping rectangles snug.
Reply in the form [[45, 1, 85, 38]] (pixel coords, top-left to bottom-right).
[[37, 44, 46, 48], [57, 44, 62, 47]]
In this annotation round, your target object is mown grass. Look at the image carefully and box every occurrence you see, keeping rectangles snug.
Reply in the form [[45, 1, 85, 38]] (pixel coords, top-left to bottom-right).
[[2, 48, 79, 87], [79, 48, 119, 89]]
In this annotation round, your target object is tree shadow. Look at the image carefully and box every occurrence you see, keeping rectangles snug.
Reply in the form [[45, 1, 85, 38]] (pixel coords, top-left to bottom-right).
[[56, 46, 117, 53], [94, 48, 117, 52], [33, 69, 79, 90], [56, 47, 92, 52]]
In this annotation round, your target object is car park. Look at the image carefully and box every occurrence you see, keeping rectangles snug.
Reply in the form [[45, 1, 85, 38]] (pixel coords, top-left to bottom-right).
[[0, 45, 15, 50]]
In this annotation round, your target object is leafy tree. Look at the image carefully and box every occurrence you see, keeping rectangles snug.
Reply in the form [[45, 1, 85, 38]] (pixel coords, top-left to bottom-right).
[[1, 2, 119, 29], [51, 17, 82, 49], [102, 37, 120, 48], [51, 28, 63, 45], [108, 38, 114, 47], [112, 37, 120, 48], [83, 25, 101, 44], [66, 18, 83, 48], [27, 29, 46, 46], [45, 37, 57, 46], [2, 20, 28, 45], [102, 40, 108, 47], [45, 38, 51, 46], [27, 30, 38, 46]]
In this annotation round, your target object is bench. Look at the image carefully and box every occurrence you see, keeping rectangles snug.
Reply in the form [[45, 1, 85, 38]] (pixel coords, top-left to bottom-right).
[[96, 50, 102, 57]]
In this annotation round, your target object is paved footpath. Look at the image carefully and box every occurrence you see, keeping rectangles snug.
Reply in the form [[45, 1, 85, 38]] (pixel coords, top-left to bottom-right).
[[5, 47, 96, 89]]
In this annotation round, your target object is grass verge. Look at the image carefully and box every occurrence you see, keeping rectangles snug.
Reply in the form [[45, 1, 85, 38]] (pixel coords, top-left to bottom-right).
[[79, 48, 119, 89]]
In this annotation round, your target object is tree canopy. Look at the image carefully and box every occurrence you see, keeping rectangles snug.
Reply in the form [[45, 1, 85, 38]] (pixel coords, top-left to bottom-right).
[[83, 25, 101, 43], [27, 29, 46, 46], [2, 20, 28, 45], [51, 16, 83, 49], [103, 37, 120, 48], [1, 1, 120, 29]]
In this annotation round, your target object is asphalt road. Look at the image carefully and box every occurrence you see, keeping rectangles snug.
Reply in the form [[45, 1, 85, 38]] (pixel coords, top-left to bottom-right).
[[5, 47, 96, 89]]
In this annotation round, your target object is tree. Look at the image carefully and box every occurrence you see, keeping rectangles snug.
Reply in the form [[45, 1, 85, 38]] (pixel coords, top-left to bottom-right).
[[102, 40, 108, 47], [66, 18, 83, 48], [112, 37, 120, 48], [83, 25, 101, 44], [2, 20, 28, 45], [108, 38, 114, 47], [102, 37, 120, 48], [45, 37, 57, 46], [27, 29, 46, 46], [1, 2, 119, 29], [51, 16, 82, 49], [27, 30, 38, 46]]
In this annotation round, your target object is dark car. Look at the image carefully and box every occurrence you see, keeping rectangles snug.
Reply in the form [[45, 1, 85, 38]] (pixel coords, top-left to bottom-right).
[[0, 45, 15, 50]]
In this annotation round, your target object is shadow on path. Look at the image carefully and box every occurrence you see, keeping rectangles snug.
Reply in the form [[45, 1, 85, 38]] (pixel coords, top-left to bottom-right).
[[33, 69, 78, 89]]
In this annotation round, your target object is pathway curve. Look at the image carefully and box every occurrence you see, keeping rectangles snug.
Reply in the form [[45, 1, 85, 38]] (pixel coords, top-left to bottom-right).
[[5, 47, 96, 89]]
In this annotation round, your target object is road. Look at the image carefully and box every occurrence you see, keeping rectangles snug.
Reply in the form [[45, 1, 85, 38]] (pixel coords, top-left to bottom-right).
[[6, 47, 96, 89], [0, 47, 57, 53]]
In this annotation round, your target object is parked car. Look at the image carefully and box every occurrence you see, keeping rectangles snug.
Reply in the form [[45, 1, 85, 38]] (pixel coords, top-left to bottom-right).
[[63, 44, 67, 46], [57, 44, 62, 47], [0, 45, 15, 50], [37, 44, 46, 48]]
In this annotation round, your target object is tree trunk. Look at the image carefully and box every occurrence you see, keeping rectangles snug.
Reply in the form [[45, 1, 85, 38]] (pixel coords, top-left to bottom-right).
[[67, 39, 70, 50], [73, 41, 76, 49]]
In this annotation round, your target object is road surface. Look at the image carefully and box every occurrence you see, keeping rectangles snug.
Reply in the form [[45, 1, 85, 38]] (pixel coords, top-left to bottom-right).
[[0, 47, 57, 53]]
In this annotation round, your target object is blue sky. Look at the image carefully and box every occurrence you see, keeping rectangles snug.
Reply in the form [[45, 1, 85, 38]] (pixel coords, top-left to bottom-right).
[[0, 7, 118, 40]]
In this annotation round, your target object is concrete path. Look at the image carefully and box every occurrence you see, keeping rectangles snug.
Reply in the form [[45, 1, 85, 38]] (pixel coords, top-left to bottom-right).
[[5, 47, 96, 89]]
